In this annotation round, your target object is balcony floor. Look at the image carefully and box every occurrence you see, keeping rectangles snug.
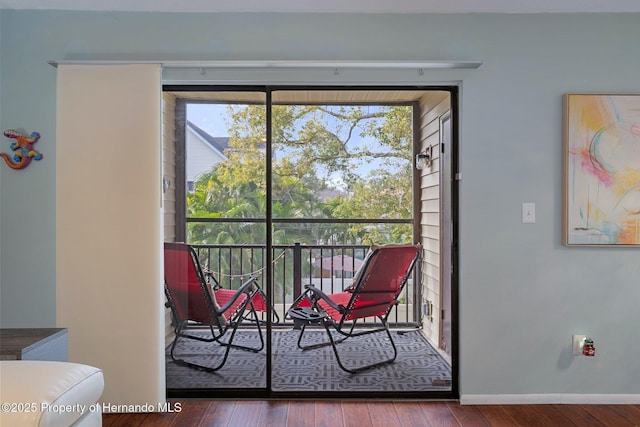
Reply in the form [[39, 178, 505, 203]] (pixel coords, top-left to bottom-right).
[[166, 328, 451, 393]]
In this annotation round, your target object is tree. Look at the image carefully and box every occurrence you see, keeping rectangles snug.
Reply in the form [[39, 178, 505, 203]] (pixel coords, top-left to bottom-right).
[[330, 167, 413, 245], [262, 104, 413, 188], [187, 103, 414, 247]]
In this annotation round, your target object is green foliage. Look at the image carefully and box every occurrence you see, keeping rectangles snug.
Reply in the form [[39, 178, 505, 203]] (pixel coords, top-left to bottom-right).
[[187, 103, 413, 247]]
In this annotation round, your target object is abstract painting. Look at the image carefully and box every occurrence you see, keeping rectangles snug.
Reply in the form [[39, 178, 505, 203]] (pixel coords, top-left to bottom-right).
[[564, 94, 640, 246]]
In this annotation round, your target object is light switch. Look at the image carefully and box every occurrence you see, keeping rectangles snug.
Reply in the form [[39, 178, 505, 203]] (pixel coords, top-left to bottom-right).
[[522, 202, 535, 223]]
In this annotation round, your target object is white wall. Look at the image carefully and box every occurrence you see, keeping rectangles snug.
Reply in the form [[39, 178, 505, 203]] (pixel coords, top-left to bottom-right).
[[1, 10, 639, 401]]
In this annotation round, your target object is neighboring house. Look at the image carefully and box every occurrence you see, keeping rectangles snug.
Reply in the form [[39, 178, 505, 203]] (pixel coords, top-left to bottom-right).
[[185, 120, 229, 190]]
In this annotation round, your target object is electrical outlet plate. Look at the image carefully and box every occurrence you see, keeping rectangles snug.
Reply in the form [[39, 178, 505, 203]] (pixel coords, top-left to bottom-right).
[[573, 334, 586, 355]]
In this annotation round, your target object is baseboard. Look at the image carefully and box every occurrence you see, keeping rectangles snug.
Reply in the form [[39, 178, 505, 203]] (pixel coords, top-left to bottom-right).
[[460, 394, 640, 405]]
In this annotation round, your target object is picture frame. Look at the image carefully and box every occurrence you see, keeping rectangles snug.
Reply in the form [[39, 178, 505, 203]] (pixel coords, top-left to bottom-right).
[[563, 93, 640, 246]]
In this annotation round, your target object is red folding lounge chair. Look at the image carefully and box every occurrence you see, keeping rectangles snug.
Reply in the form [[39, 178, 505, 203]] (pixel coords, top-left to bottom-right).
[[164, 242, 264, 372], [287, 244, 420, 373]]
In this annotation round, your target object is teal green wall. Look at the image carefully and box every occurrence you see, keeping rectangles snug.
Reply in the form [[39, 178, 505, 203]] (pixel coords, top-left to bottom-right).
[[1, 10, 638, 397]]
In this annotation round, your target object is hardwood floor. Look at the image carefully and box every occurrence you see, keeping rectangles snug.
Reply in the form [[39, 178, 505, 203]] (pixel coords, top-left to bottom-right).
[[103, 400, 640, 426]]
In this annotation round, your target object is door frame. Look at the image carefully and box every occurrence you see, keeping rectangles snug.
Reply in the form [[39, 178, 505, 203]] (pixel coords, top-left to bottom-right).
[[164, 84, 460, 400]]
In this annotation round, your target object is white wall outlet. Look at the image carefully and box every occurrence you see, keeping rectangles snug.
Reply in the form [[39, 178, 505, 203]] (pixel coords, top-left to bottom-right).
[[522, 202, 536, 223], [573, 334, 587, 355]]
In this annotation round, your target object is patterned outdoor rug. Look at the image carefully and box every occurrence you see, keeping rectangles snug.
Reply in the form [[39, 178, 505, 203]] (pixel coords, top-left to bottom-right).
[[166, 328, 451, 392]]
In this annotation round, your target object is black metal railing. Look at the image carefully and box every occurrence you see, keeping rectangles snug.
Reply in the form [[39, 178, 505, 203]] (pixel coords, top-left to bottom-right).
[[192, 243, 420, 326]]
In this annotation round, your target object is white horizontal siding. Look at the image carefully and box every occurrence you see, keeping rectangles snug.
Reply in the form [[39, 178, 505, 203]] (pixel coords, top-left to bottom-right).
[[418, 92, 450, 349], [162, 92, 177, 346], [185, 129, 225, 182]]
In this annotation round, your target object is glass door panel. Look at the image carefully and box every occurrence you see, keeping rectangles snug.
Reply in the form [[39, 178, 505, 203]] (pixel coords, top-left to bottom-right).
[[269, 89, 451, 394], [164, 90, 268, 393]]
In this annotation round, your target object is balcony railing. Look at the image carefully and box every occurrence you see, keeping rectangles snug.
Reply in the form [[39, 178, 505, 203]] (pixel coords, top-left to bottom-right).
[[192, 243, 421, 326]]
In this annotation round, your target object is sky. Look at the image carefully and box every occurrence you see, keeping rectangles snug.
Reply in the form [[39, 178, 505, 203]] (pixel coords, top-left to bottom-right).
[[187, 104, 228, 136]]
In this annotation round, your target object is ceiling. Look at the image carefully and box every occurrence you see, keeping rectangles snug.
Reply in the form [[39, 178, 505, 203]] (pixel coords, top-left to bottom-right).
[[1, 0, 640, 13]]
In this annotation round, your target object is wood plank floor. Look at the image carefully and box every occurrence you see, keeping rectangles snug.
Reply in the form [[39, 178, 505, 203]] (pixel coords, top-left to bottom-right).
[[103, 400, 640, 426]]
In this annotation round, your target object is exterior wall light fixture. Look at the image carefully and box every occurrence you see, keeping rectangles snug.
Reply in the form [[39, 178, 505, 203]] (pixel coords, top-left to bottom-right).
[[415, 145, 433, 170]]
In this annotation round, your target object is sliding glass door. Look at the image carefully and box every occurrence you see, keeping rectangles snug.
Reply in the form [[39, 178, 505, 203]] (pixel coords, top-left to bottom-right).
[[163, 86, 455, 399]]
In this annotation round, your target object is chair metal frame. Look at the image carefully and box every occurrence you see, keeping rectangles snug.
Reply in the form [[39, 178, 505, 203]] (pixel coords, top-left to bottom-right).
[[287, 244, 420, 373], [164, 242, 264, 373], [201, 265, 280, 325]]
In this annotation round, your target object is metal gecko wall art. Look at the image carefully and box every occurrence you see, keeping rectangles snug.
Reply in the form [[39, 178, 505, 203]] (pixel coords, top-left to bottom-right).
[[1, 129, 43, 170]]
